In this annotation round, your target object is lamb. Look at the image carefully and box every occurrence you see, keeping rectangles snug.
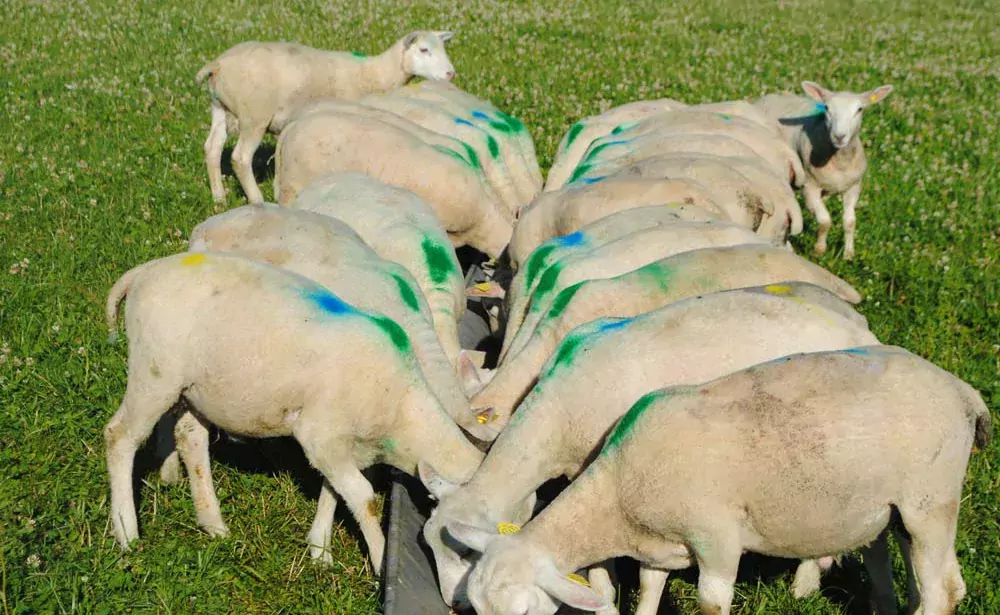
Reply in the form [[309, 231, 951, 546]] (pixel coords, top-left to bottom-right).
[[290, 173, 466, 364], [196, 31, 456, 204], [103, 252, 483, 573], [471, 244, 863, 431], [754, 81, 893, 258], [274, 109, 513, 258], [508, 177, 727, 270], [604, 153, 806, 245], [500, 220, 768, 361], [389, 80, 544, 197], [546, 98, 688, 190], [420, 286, 878, 609], [457, 346, 990, 615]]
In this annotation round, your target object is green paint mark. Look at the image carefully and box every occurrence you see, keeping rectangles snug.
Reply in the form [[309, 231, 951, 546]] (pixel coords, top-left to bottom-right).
[[486, 134, 500, 159], [565, 122, 584, 147], [583, 141, 616, 163], [370, 314, 412, 353], [459, 141, 482, 169], [545, 282, 584, 321], [523, 243, 559, 289], [569, 162, 593, 183], [432, 142, 481, 171], [381, 437, 398, 453], [421, 237, 458, 285], [542, 329, 588, 379], [350, 51, 367, 59], [634, 261, 675, 293], [390, 273, 420, 312], [602, 389, 670, 453], [496, 110, 525, 132], [610, 124, 625, 135], [530, 262, 563, 311]]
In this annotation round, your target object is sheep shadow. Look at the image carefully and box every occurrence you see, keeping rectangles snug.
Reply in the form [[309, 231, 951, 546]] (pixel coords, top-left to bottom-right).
[[218, 142, 277, 196]]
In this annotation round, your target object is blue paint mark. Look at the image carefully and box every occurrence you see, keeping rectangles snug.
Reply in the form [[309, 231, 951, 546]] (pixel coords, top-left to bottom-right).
[[718, 113, 732, 121], [304, 288, 356, 315], [471, 110, 490, 120], [455, 118, 475, 127], [813, 102, 828, 114], [842, 346, 870, 355], [581, 175, 607, 184], [595, 317, 633, 333], [555, 231, 586, 247]]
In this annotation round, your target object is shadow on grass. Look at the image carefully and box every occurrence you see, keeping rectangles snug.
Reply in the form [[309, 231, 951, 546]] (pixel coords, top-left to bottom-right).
[[217, 142, 277, 197]]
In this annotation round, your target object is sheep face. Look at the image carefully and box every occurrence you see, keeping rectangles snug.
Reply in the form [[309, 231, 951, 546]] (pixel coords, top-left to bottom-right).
[[401, 30, 456, 81], [802, 81, 893, 149]]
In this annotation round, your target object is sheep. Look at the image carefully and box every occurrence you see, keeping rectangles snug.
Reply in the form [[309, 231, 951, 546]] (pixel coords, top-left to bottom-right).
[[289, 173, 466, 364], [500, 220, 769, 362], [546, 98, 689, 190], [196, 31, 455, 204], [501, 205, 729, 360], [420, 286, 878, 609], [605, 153, 806, 245], [103, 251, 483, 573], [274, 109, 513, 258], [470, 244, 863, 432], [455, 346, 990, 615], [568, 110, 806, 187], [390, 80, 544, 197], [754, 81, 893, 258], [508, 177, 727, 270]]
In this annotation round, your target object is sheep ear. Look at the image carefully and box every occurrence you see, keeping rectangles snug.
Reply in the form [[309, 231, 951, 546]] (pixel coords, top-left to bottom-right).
[[436, 30, 454, 42], [801, 81, 831, 102], [458, 350, 485, 391], [402, 32, 420, 49], [445, 521, 497, 552], [861, 84, 893, 107], [418, 460, 460, 500], [538, 566, 611, 611]]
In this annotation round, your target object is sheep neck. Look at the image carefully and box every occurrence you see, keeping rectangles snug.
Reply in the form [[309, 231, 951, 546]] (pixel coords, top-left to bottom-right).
[[361, 43, 411, 93]]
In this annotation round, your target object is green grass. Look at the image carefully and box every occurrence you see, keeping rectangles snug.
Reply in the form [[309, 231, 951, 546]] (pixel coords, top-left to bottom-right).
[[1, 0, 998, 612]]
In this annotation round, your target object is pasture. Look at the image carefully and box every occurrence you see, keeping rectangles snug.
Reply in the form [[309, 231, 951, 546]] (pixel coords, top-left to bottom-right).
[[1, 0, 997, 612]]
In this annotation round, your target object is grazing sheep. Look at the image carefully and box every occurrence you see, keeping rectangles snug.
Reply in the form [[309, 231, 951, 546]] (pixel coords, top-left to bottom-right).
[[508, 178, 727, 270], [608, 153, 805, 245], [546, 98, 689, 190], [421, 286, 878, 609], [754, 81, 893, 258], [501, 221, 768, 361], [391, 80, 544, 197], [197, 31, 455, 204], [274, 110, 512, 258], [289, 174, 465, 361], [103, 252, 483, 573], [473, 244, 863, 432], [456, 346, 989, 615]]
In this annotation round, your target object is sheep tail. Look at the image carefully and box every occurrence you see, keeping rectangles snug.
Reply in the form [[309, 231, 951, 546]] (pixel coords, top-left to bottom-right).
[[106, 262, 148, 344], [195, 61, 218, 85]]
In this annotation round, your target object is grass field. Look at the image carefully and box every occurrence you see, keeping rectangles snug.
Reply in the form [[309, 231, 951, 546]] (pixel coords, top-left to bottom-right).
[[1, 0, 998, 613]]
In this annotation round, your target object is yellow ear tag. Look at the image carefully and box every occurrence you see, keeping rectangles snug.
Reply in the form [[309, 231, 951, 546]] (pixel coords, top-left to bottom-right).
[[474, 282, 492, 292], [476, 412, 489, 424], [764, 284, 792, 295], [181, 253, 206, 266], [869, 93, 878, 103], [566, 573, 591, 587], [496, 522, 521, 535]]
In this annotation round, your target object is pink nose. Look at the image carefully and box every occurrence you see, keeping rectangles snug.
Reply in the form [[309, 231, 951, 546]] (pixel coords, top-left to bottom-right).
[[445, 71, 456, 81]]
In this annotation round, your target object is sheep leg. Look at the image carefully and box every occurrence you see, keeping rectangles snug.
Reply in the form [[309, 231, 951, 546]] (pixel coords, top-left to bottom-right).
[[791, 559, 823, 597], [231, 122, 267, 204], [307, 480, 338, 566], [105, 379, 182, 547], [173, 410, 229, 537], [898, 500, 961, 615], [294, 426, 385, 574], [842, 181, 862, 260], [634, 566, 669, 615], [802, 182, 831, 255], [860, 528, 897, 615], [587, 562, 620, 615], [693, 534, 741, 615], [204, 102, 229, 203], [152, 410, 181, 484]]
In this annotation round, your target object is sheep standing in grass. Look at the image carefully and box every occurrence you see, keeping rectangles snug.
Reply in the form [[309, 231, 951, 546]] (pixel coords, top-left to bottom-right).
[[422, 286, 878, 610], [196, 31, 455, 204], [104, 252, 483, 573], [754, 81, 893, 258], [457, 346, 989, 615]]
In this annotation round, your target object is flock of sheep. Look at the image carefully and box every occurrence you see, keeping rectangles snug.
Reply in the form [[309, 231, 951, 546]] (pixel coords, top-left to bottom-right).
[[102, 30, 990, 615]]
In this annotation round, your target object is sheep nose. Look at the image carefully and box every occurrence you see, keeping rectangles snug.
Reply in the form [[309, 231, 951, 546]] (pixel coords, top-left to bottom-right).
[[445, 70, 456, 81]]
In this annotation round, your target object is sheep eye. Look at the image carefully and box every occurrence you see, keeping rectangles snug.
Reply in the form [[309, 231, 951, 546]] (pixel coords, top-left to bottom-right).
[[420, 47, 430, 54]]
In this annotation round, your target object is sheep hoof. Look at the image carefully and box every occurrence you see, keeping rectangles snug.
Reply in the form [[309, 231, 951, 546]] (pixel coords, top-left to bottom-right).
[[205, 523, 230, 539], [309, 545, 334, 567], [844, 250, 855, 261], [813, 243, 828, 255]]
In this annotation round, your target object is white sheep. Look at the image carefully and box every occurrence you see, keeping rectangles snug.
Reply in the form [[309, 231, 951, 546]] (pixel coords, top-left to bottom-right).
[[274, 109, 513, 258], [754, 81, 893, 258], [421, 285, 878, 610], [289, 173, 466, 362], [104, 252, 483, 573], [456, 346, 989, 615], [508, 177, 727, 270], [471, 244, 863, 432], [546, 98, 689, 190], [196, 31, 455, 204], [501, 220, 768, 361]]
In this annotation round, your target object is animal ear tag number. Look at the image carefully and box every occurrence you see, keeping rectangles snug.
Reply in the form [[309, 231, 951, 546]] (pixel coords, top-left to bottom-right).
[[566, 573, 591, 587], [496, 522, 521, 535]]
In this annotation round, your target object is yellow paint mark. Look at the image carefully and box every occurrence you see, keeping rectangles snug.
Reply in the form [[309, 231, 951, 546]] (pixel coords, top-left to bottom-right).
[[764, 284, 793, 295], [566, 573, 591, 587], [182, 253, 206, 266], [474, 282, 492, 292], [367, 498, 380, 517], [496, 522, 521, 535]]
